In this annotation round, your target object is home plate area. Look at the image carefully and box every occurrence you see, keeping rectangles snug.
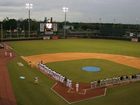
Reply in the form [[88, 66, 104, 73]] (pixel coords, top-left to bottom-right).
[[51, 82, 107, 104]]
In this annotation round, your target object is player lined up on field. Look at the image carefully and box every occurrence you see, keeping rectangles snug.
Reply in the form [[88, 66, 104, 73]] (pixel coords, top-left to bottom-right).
[[38, 62, 73, 89], [90, 74, 140, 88]]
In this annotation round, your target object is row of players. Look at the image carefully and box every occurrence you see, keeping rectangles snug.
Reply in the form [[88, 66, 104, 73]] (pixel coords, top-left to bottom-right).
[[91, 74, 140, 88], [38, 63, 73, 88], [38, 62, 140, 90]]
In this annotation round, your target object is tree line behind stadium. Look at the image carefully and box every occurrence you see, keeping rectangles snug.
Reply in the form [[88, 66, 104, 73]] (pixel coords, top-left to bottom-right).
[[0, 17, 140, 41]]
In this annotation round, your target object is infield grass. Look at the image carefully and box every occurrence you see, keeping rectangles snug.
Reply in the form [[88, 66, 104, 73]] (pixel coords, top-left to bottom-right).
[[46, 59, 140, 82]]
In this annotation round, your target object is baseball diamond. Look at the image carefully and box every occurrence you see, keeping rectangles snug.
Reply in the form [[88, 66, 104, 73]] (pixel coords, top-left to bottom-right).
[[20, 51, 140, 103], [0, 39, 138, 105], [1, 1, 140, 104]]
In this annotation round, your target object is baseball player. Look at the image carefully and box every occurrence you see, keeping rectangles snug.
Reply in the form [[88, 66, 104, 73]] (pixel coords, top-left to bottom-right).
[[75, 82, 79, 92]]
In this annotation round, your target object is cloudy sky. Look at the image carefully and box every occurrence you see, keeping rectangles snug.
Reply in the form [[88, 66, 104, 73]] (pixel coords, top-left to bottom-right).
[[0, 0, 140, 24]]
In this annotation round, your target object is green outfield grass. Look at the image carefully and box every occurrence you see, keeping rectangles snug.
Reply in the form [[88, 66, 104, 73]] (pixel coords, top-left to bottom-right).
[[8, 39, 140, 105], [46, 59, 140, 82], [9, 39, 140, 57]]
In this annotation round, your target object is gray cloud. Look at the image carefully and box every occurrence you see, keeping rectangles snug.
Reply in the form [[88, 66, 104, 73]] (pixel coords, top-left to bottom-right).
[[0, 1, 24, 7], [0, 0, 140, 24]]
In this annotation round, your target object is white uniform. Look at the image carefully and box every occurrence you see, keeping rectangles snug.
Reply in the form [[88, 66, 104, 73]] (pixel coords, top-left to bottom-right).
[[5, 51, 7, 56], [66, 79, 70, 87], [75, 83, 79, 92], [9, 52, 13, 57], [90, 82, 94, 88], [69, 80, 72, 88]]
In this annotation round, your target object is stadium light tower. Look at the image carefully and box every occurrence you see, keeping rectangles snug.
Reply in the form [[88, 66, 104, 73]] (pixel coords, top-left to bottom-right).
[[62, 7, 68, 38], [0, 22, 3, 42], [26, 3, 33, 37]]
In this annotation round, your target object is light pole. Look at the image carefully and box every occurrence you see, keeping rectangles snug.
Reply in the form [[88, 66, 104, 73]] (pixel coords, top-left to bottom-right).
[[99, 18, 102, 23], [26, 3, 33, 38], [62, 7, 68, 38], [136, 18, 139, 37], [0, 23, 3, 42]]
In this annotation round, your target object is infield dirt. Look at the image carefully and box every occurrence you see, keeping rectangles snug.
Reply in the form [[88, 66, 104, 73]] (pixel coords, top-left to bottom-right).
[[22, 52, 140, 70]]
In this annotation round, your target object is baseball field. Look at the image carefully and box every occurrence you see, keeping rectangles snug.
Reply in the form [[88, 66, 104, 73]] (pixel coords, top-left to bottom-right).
[[7, 39, 140, 105]]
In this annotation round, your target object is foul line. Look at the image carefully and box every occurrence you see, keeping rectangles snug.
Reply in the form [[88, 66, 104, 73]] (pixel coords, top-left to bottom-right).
[[51, 82, 107, 104], [51, 83, 72, 104], [70, 88, 107, 104]]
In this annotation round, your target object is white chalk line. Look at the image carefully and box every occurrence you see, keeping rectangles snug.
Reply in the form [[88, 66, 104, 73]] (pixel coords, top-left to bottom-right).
[[70, 88, 107, 104], [51, 82, 72, 104], [51, 82, 107, 104]]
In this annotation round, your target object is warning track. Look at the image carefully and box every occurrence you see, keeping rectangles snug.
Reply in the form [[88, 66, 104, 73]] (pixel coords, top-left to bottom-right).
[[0, 49, 17, 105]]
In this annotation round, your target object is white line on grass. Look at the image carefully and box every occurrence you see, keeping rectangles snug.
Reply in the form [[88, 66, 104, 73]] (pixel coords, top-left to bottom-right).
[[51, 82, 72, 104]]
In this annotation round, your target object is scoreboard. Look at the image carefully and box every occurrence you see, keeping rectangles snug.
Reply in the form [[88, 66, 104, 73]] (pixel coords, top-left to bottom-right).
[[40, 17, 57, 35]]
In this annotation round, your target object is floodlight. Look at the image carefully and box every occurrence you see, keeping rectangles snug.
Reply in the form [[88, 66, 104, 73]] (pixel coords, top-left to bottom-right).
[[62, 7, 68, 13], [62, 6, 69, 38], [25, 3, 33, 37]]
